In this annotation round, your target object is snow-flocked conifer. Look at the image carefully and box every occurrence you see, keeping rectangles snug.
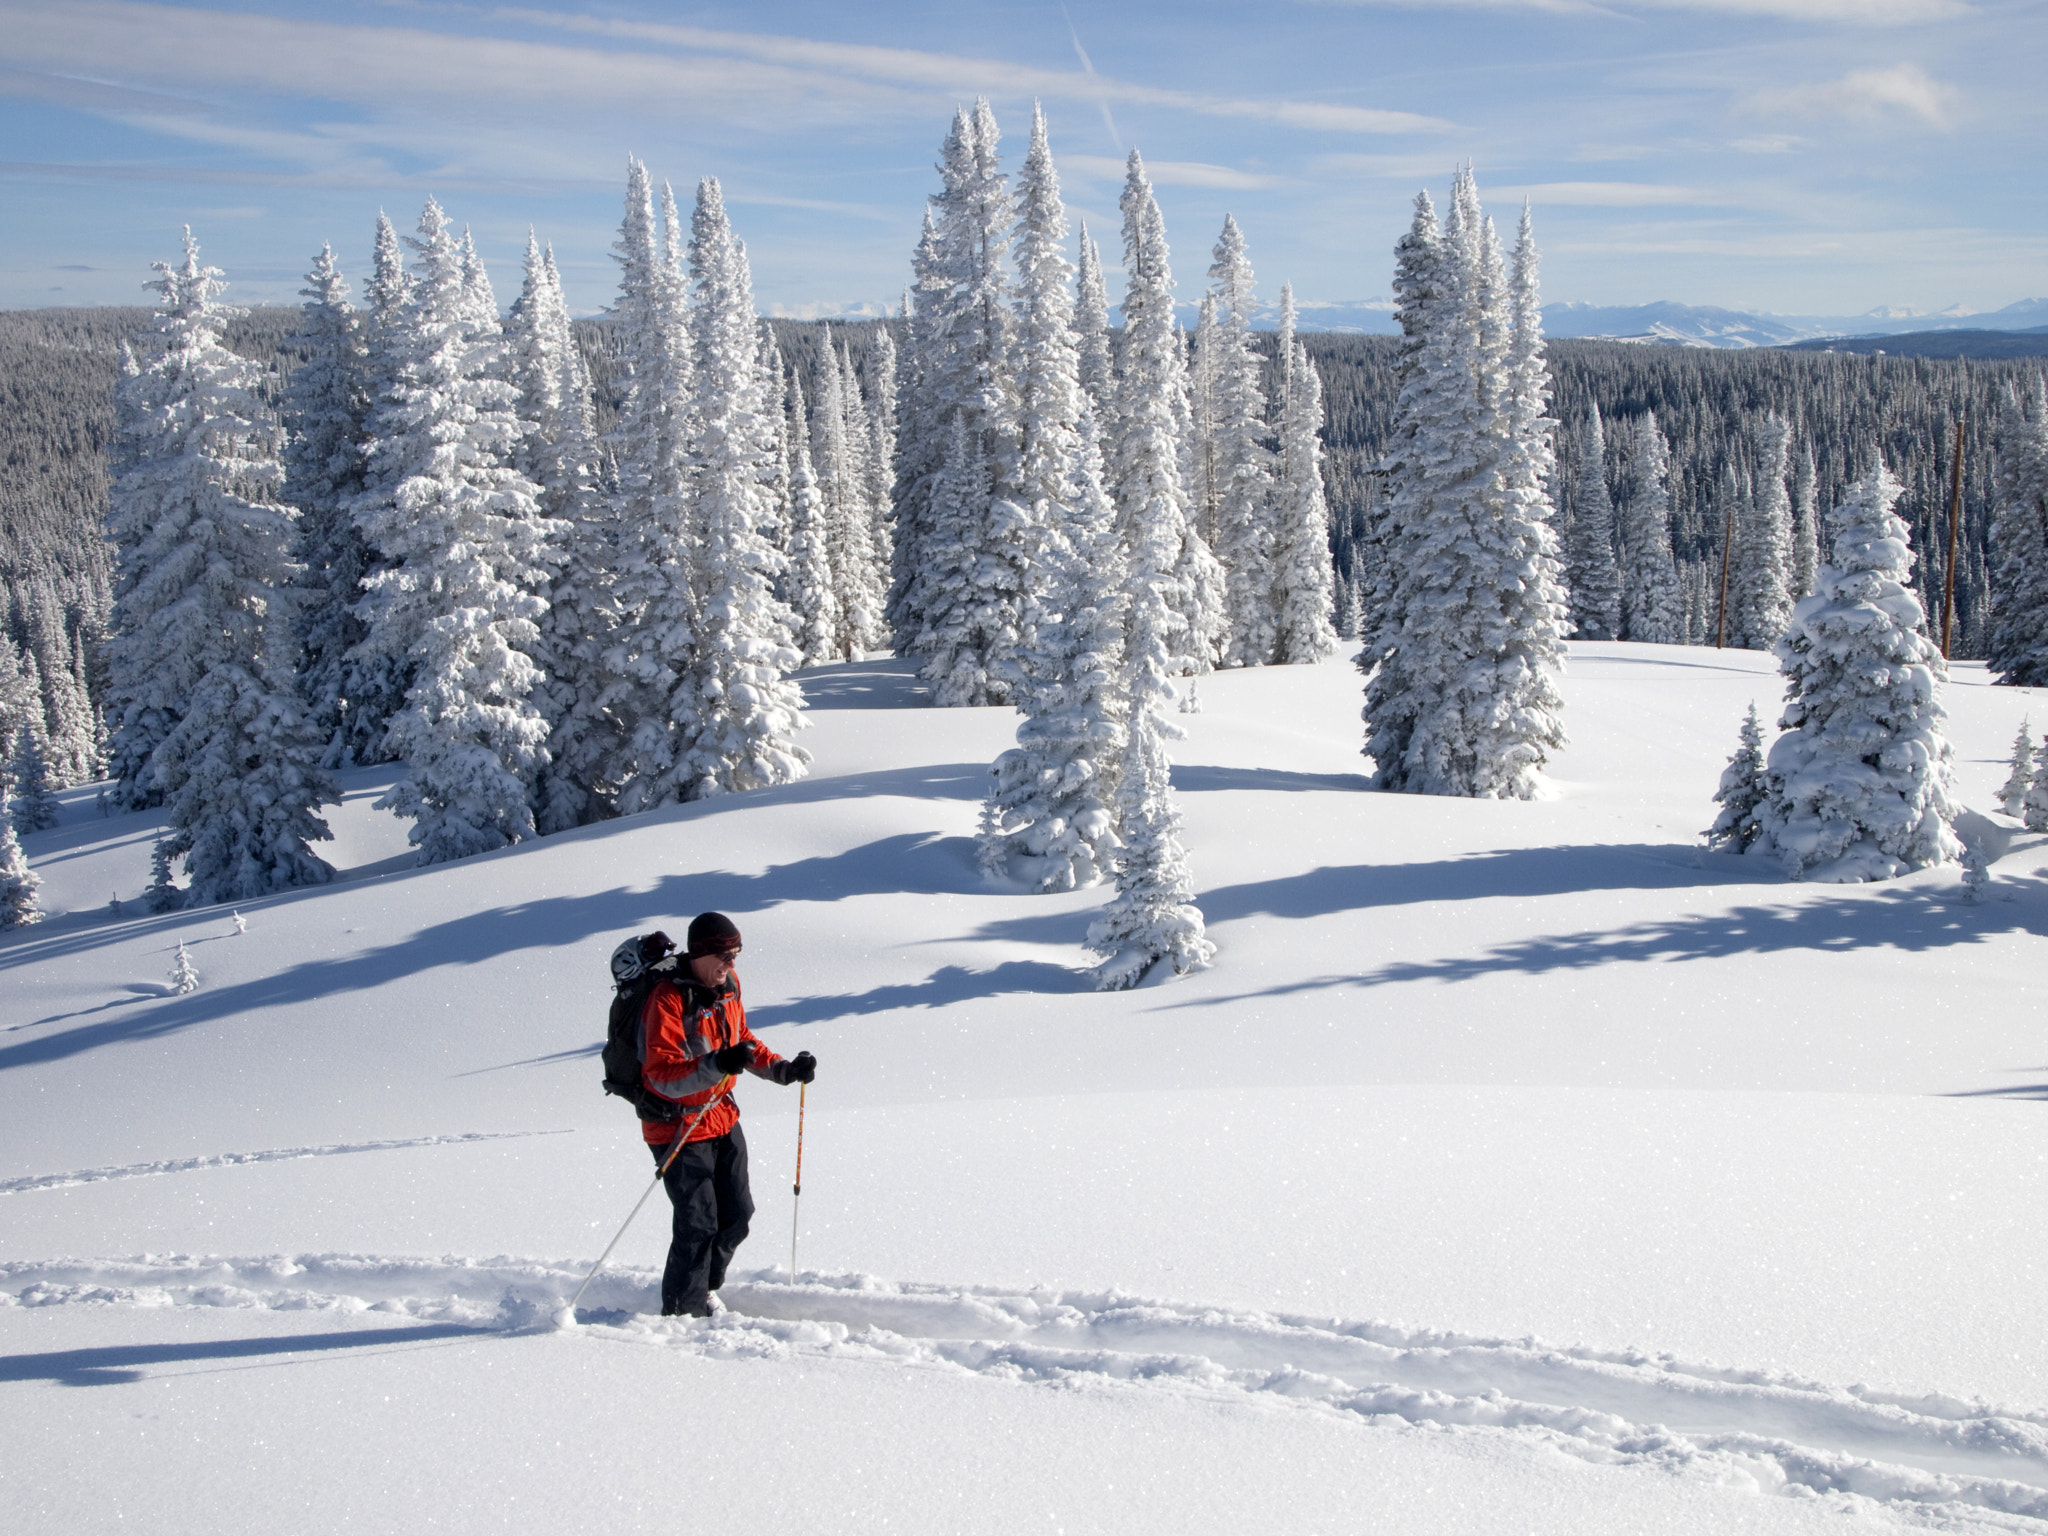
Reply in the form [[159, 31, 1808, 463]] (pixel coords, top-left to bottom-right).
[[1567, 406, 1621, 640], [783, 368, 839, 667], [23, 585, 95, 787], [10, 723, 60, 834], [1790, 441, 1820, 602], [661, 178, 809, 799], [1754, 459, 1961, 881], [352, 200, 559, 863], [1705, 703, 1769, 852], [1073, 224, 1116, 430], [904, 104, 1032, 705], [510, 236, 615, 831], [1998, 719, 2034, 817], [2026, 747, 2048, 833], [813, 329, 884, 659], [0, 790, 42, 928], [1271, 336, 1339, 664], [1208, 216, 1279, 667], [600, 166, 705, 814], [1987, 376, 2048, 687], [1732, 413, 1794, 650], [105, 231, 338, 900], [280, 245, 369, 766], [339, 213, 417, 764], [1362, 173, 1569, 798], [1111, 151, 1225, 684], [1618, 412, 1684, 644], [170, 939, 199, 995], [1088, 443, 1215, 990], [981, 410, 1127, 891], [145, 836, 180, 913]]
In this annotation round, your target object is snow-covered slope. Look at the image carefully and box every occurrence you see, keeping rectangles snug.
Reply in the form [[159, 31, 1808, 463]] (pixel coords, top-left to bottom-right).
[[5, 646, 2046, 1533]]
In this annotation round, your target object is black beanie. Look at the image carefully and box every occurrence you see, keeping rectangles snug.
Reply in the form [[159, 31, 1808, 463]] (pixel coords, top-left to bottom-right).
[[686, 911, 742, 958]]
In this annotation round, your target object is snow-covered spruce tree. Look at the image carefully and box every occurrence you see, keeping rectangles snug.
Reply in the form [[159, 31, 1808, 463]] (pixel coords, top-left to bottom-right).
[[170, 939, 199, 995], [104, 229, 256, 808], [887, 208, 950, 651], [1754, 459, 1961, 881], [351, 199, 560, 863], [338, 212, 417, 765], [1358, 191, 1443, 670], [905, 103, 1031, 705], [813, 329, 884, 659], [1187, 293, 1222, 548], [982, 409, 1128, 891], [863, 325, 900, 591], [0, 643, 40, 770], [1566, 405, 1621, 640], [2026, 748, 2048, 833], [1087, 445, 1215, 990], [21, 585, 95, 786], [0, 787, 41, 928], [1271, 339, 1339, 664], [280, 244, 369, 768], [1705, 703, 1769, 852], [509, 234, 616, 832], [1998, 719, 2033, 817], [1617, 411, 1684, 644], [1208, 215, 1279, 668], [1790, 440, 1820, 602], [1111, 151, 1225, 685], [600, 167, 706, 813], [145, 836, 180, 913], [657, 179, 809, 800], [1987, 375, 2048, 687], [1073, 223, 1116, 430], [1731, 413, 1794, 650], [11, 723, 61, 834], [840, 340, 892, 627], [783, 366, 839, 667], [980, 110, 1123, 888], [1363, 174, 1569, 798]]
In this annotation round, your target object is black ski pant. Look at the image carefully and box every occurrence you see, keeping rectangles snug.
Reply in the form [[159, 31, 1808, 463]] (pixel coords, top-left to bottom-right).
[[651, 1125, 754, 1316]]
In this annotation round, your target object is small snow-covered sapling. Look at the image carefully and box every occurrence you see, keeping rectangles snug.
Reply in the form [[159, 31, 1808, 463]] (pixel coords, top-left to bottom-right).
[[232, 910, 246, 935], [1998, 721, 2034, 818], [170, 941, 199, 996]]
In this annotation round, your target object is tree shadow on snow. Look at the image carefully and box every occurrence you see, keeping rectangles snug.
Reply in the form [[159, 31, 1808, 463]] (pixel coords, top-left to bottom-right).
[[792, 654, 931, 710], [0, 1322, 492, 1386], [0, 830, 981, 1072], [1169, 764, 1376, 794], [771, 959, 1091, 1027], [1164, 869, 2048, 1008], [1947, 1070, 2048, 1103]]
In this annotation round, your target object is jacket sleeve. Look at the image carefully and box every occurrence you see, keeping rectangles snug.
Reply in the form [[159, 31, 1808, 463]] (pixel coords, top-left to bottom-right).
[[732, 998, 794, 1084], [640, 984, 729, 1102]]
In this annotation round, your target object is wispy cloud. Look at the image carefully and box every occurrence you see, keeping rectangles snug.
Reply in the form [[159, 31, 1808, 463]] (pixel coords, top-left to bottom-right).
[[1492, 181, 1718, 206], [492, 6, 1452, 136], [1064, 154, 1281, 190], [1742, 62, 1958, 128], [1306, 0, 1970, 21]]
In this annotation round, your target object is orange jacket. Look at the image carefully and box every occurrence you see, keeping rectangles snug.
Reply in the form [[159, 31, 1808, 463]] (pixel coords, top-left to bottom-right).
[[639, 973, 786, 1145]]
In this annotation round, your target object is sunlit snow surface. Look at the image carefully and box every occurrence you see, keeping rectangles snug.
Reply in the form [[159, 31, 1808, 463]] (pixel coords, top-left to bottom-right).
[[3, 644, 2045, 1534]]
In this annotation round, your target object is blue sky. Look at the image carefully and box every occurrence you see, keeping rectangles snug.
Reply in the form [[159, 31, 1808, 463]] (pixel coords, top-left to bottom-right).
[[2, 0, 2042, 320]]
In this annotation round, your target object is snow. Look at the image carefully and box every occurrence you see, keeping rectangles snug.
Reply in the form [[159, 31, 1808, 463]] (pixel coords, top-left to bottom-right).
[[5, 644, 2047, 1533]]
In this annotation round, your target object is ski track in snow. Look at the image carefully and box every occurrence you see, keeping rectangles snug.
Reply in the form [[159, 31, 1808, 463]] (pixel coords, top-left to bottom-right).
[[0, 1132, 571, 1195], [4, 1256, 2045, 1527]]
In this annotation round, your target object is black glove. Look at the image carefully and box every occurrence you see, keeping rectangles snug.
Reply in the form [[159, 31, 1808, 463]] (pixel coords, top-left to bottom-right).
[[786, 1051, 816, 1085], [711, 1043, 752, 1074]]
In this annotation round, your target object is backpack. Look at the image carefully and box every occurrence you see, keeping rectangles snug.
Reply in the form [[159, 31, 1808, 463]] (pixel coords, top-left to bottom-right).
[[601, 931, 685, 1121]]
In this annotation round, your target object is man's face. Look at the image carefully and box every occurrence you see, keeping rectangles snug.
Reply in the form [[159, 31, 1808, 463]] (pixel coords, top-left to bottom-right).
[[689, 948, 739, 987]]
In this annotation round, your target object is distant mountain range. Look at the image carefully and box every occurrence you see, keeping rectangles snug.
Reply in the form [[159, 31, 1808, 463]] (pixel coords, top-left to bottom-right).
[[1200, 295, 2048, 349]]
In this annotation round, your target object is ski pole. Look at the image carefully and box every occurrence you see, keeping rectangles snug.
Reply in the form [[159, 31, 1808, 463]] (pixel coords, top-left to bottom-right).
[[789, 1080, 807, 1279], [556, 1076, 734, 1327]]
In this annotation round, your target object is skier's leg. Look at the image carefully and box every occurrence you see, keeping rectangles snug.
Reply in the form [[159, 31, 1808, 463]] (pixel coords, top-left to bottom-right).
[[705, 1124, 755, 1295], [653, 1138, 721, 1316]]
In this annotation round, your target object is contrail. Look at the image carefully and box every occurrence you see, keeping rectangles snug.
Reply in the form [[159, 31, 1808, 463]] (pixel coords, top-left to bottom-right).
[[1060, 3, 1123, 154]]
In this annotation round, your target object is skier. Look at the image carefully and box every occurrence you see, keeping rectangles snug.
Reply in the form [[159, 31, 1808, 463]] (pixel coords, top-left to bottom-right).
[[641, 911, 815, 1317]]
